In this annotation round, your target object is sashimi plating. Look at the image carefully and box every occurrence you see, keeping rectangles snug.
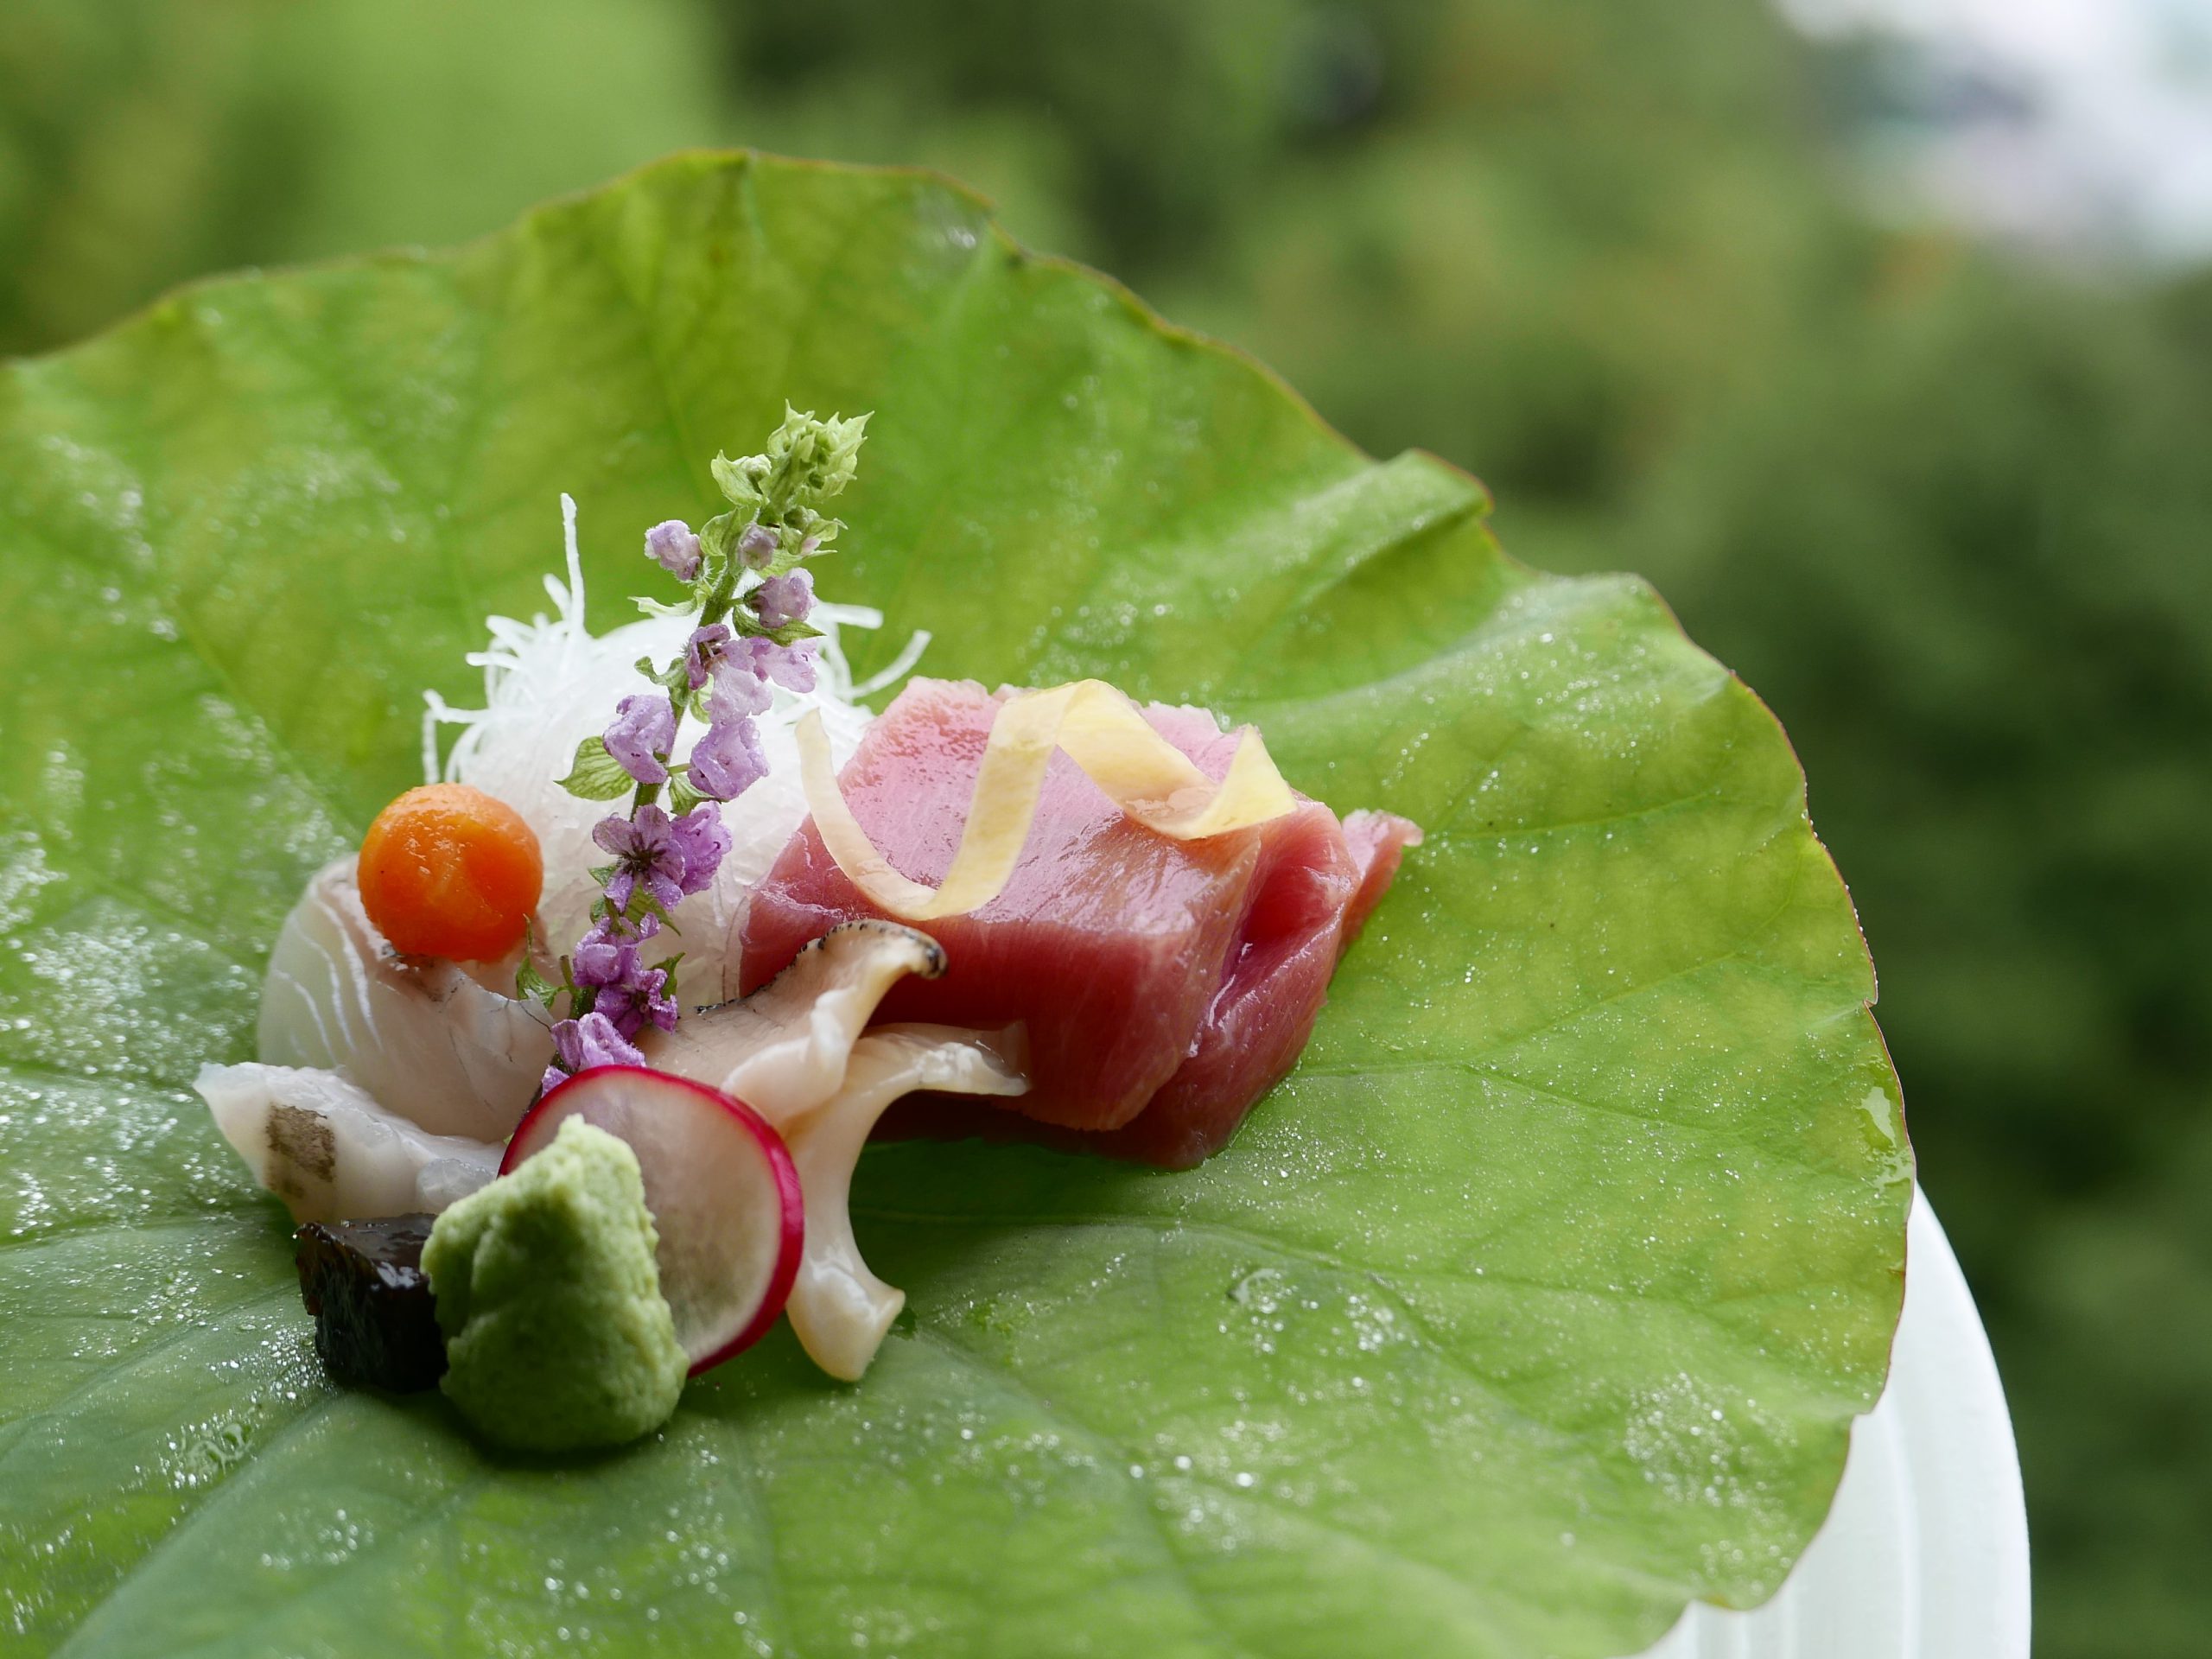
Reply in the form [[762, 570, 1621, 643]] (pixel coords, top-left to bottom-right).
[[195, 408, 1418, 1451]]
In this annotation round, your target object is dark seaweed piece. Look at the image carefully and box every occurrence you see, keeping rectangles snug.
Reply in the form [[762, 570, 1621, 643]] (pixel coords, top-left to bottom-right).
[[294, 1213, 448, 1392]]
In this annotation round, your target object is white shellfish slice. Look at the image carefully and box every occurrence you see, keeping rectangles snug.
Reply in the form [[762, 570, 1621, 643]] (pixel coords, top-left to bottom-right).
[[645, 921, 1032, 1380], [781, 1024, 1027, 1381], [640, 919, 948, 1127]]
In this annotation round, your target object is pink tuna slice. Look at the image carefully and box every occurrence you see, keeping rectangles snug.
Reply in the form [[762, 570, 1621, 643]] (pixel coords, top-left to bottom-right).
[[739, 678, 1420, 1168]]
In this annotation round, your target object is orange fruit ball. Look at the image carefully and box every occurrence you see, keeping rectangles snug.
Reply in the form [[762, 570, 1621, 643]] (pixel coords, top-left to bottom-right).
[[357, 784, 544, 963]]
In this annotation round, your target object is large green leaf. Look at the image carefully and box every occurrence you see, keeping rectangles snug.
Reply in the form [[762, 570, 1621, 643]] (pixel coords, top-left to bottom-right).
[[0, 154, 1909, 1658]]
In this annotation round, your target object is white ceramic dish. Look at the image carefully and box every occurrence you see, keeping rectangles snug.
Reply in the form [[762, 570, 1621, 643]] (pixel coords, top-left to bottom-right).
[[1633, 1187, 2031, 1657]]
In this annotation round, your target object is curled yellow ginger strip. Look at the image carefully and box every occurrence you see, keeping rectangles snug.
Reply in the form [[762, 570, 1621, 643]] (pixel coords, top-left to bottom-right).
[[796, 679, 1297, 921]]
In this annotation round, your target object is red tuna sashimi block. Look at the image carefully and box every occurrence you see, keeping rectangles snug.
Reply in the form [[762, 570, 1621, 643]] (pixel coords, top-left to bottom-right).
[[738, 678, 1421, 1166], [1088, 795, 1421, 1168]]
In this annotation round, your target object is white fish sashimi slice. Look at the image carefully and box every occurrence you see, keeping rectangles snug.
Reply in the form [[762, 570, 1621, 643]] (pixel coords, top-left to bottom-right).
[[257, 856, 552, 1142], [195, 1062, 505, 1224]]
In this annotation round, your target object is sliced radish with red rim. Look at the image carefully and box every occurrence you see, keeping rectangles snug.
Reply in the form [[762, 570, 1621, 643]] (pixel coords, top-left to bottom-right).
[[503, 1065, 803, 1374]]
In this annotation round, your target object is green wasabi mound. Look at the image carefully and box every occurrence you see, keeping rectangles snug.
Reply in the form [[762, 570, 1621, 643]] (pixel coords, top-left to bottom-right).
[[423, 1117, 687, 1452]]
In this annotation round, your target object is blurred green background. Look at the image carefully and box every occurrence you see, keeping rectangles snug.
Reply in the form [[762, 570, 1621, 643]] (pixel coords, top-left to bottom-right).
[[3, 1, 2204, 1650]]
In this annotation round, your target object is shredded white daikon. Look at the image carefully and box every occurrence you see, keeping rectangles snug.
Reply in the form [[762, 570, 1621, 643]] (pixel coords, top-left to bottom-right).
[[421, 495, 926, 1004]]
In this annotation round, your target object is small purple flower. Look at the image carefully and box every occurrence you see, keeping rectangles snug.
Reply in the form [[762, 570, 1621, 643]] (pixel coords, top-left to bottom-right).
[[594, 804, 685, 913], [683, 623, 731, 690], [752, 568, 815, 630], [689, 713, 768, 802], [605, 693, 676, 785], [564, 908, 677, 1044], [668, 804, 730, 897], [543, 1010, 645, 1094], [737, 523, 779, 569], [721, 633, 818, 696], [645, 519, 702, 582], [571, 912, 658, 993], [709, 656, 772, 722], [770, 638, 820, 694], [594, 957, 678, 1042]]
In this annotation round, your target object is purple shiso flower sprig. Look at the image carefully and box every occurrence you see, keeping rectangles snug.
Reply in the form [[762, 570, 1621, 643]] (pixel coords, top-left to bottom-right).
[[668, 802, 732, 887], [537, 409, 868, 1090], [594, 954, 678, 1044], [593, 803, 727, 913], [645, 519, 702, 583], [753, 568, 815, 631], [568, 913, 678, 1041], [683, 623, 731, 690], [541, 1010, 645, 1096], [570, 911, 658, 993], [604, 693, 676, 787], [689, 705, 768, 803]]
